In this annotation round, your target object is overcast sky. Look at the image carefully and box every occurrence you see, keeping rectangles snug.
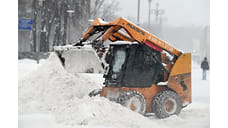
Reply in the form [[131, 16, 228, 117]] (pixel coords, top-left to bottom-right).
[[114, 0, 210, 27]]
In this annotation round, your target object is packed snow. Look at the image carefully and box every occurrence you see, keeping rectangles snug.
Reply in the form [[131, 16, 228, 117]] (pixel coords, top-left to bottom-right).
[[18, 53, 210, 128]]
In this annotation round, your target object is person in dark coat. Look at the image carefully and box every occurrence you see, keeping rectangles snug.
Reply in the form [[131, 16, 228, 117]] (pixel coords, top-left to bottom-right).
[[201, 57, 209, 80]]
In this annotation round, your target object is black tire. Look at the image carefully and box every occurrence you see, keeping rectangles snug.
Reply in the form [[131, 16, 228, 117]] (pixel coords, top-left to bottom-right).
[[152, 90, 182, 118], [117, 91, 146, 115], [88, 89, 102, 97]]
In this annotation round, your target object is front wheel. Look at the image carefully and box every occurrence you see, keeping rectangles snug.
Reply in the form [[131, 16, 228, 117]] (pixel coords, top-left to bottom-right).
[[152, 90, 182, 118], [117, 91, 146, 115]]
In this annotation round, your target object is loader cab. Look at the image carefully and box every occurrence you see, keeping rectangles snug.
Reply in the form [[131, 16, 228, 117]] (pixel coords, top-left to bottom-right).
[[104, 43, 164, 88]]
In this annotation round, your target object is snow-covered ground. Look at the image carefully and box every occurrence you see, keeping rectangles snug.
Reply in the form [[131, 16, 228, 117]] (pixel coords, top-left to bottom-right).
[[18, 53, 210, 128], [18, 59, 46, 79]]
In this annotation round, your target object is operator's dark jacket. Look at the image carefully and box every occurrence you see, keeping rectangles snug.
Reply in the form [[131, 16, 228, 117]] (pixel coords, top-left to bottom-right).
[[201, 60, 209, 70]]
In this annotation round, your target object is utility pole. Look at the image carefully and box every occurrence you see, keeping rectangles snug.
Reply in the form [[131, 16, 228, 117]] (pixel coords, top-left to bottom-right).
[[152, 2, 164, 24], [148, 0, 152, 25], [155, 2, 159, 24], [159, 16, 163, 37], [137, 0, 140, 25], [151, 2, 165, 37]]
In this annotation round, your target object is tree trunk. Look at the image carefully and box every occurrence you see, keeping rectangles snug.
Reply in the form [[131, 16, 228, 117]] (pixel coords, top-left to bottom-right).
[[54, 1, 61, 46], [62, 0, 68, 45], [40, 0, 49, 52], [32, 0, 37, 52]]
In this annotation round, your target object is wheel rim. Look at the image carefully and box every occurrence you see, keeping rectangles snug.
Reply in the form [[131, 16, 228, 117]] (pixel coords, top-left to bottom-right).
[[130, 103, 135, 111], [164, 98, 177, 114], [126, 96, 141, 112]]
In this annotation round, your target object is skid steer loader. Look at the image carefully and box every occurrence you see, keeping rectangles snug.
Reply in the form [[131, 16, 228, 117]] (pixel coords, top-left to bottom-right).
[[54, 17, 191, 118]]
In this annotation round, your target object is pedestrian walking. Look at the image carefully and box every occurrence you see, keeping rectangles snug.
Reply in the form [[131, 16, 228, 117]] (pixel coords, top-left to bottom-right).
[[201, 57, 209, 80]]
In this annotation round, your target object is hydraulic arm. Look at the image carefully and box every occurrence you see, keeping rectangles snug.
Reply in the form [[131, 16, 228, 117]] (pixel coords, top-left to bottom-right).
[[77, 17, 182, 57]]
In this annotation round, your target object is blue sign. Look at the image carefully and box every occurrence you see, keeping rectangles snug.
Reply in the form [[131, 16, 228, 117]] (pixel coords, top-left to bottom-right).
[[18, 19, 33, 30]]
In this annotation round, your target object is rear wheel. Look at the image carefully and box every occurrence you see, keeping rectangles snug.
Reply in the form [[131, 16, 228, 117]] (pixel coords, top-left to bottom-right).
[[117, 91, 146, 115], [152, 90, 181, 118]]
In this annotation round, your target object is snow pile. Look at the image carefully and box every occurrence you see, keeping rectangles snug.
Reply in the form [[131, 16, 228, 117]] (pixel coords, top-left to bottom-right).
[[53, 97, 167, 128], [19, 53, 167, 128], [19, 53, 101, 114]]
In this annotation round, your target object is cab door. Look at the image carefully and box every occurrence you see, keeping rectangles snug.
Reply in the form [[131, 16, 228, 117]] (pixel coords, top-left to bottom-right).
[[105, 45, 128, 87]]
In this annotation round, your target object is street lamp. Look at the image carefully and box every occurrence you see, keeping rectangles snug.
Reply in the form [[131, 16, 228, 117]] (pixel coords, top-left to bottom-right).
[[151, 2, 165, 24], [66, 9, 75, 44]]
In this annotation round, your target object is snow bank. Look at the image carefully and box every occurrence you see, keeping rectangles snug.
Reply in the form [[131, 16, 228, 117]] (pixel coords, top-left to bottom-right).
[[19, 53, 102, 114], [19, 53, 167, 128], [53, 97, 168, 128]]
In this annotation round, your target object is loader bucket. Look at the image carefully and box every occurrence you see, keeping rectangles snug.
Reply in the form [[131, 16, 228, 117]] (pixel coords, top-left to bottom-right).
[[54, 45, 104, 74]]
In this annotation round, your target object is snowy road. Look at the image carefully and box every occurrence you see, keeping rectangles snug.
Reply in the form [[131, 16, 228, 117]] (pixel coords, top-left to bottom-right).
[[18, 54, 210, 128]]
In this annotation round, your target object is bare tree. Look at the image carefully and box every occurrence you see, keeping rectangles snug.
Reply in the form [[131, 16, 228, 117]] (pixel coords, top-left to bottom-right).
[[19, 0, 119, 52], [32, 0, 37, 52]]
